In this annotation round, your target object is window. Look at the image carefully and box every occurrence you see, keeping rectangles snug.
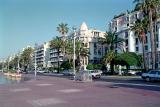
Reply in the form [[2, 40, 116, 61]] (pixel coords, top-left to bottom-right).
[[136, 47, 139, 51], [145, 45, 148, 50], [145, 36, 148, 43], [127, 17, 129, 21], [149, 71, 157, 74], [125, 32, 128, 38], [94, 49, 97, 55], [135, 14, 138, 19], [98, 48, 101, 55], [115, 27, 117, 32], [136, 38, 138, 45], [125, 40, 128, 46], [156, 25, 158, 32], [105, 47, 108, 53], [94, 43, 97, 47]]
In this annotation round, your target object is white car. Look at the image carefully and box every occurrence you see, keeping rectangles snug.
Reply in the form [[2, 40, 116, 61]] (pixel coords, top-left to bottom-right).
[[141, 70, 160, 82], [90, 70, 102, 79], [37, 70, 46, 73], [128, 70, 136, 75]]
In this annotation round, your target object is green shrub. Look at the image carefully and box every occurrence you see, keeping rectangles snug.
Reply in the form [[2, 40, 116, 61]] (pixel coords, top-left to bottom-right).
[[86, 64, 94, 70]]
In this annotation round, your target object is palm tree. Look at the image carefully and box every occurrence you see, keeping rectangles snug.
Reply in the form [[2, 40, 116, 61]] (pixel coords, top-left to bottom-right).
[[57, 23, 69, 36], [76, 41, 89, 71], [65, 39, 89, 72], [99, 32, 124, 75], [131, 17, 149, 70], [57, 23, 69, 58], [50, 36, 65, 73], [133, 0, 160, 69], [65, 40, 74, 63]]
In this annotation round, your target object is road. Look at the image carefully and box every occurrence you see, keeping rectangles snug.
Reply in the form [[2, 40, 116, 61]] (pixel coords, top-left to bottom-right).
[[97, 76, 160, 91], [0, 74, 159, 107]]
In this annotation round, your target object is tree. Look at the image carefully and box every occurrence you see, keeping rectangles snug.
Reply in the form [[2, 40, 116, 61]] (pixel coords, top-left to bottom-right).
[[75, 40, 89, 71], [9, 55, 19, 70], [133, 0, 160, 69], [21, 47, 34, 72], [57, 23, 69, 56], [115, 52, 142, 70], [50, 36, 65, 73], [86, 64, 94, 70], [131, 16, 149, 70], [60, 60, 72, 70], [99, 31, 124, 75], [65, 39, 89, 72], [57, 23, 69, 36]]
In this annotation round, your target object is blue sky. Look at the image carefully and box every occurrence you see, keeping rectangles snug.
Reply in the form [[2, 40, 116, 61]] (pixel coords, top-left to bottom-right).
[[0, 0, 135, 59]]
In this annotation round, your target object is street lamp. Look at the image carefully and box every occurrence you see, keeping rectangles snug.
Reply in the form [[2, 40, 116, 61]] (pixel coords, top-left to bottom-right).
[[73, 27, 77, 78], [17, 51, 20, 73], [34, 44, 37, 80]]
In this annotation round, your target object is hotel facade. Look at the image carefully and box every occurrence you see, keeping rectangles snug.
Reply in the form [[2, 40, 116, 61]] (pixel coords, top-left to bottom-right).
[[109, 10, 160, 69]]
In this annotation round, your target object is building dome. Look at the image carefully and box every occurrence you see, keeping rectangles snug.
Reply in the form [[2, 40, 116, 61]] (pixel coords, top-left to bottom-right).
[[80, 22, 88, 31]]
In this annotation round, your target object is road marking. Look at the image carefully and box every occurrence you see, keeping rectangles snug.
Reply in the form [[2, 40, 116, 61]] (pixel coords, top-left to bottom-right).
[[58, 89, 82, 93], [28, 98, 66, 107], [11, 88, 31, 92], [106, 82, 160, 88], [35, 83, 53, 86]]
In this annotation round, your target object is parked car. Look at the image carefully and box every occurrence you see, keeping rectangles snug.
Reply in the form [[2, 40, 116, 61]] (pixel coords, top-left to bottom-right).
[[136, 71, 142, 76], [37, 70, 46, 73], [90, 70, 103, 79], [128, 70, 136, 75], [62, 70, 74, 76], [141, 70, 160, 82]]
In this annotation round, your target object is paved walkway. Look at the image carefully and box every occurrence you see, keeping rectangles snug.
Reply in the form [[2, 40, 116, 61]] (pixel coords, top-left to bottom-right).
[[0, 74, 160, 107]]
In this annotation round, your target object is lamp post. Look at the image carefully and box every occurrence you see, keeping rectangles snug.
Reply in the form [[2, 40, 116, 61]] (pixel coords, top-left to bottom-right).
[[73, 27, 76, 78], [17, 51, 20, 73], [34, 44, 37, 80]]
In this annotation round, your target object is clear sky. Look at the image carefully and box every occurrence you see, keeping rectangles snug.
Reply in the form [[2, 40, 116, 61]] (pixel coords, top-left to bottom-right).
[[0, 0, 135, 59]]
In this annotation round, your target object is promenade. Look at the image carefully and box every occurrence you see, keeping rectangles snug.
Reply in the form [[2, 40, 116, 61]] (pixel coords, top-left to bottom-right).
[[0, 74, 160, 107]]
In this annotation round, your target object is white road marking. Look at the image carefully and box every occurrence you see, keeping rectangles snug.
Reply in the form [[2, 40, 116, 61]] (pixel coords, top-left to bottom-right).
[[58, 89, 82, 93], [35, 83, 53, 86], [28, 98, 66, 107], [11, 88, 31, 92]]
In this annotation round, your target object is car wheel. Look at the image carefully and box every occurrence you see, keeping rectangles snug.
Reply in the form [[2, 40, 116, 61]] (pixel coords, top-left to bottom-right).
[[145, 77, 150, 82]]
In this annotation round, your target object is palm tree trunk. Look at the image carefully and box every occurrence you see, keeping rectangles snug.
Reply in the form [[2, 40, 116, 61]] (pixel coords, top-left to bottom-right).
[[110, 60, 114, 75], [142, 42, 147, 70], [149, 8, 156, 70]]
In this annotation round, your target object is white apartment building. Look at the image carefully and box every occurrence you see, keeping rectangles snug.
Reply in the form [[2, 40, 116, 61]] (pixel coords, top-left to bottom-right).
[[75, 22, 107, 69], [49, 48, 63, 67], [33, 42, 50, 69], [109, 10, 160, 69]]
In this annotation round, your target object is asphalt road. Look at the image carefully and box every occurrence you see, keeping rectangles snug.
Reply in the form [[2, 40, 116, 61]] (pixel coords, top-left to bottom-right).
[[97, 76, 160, 91]]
